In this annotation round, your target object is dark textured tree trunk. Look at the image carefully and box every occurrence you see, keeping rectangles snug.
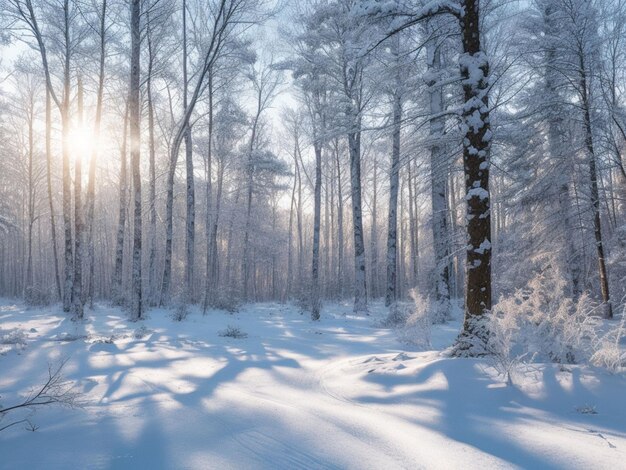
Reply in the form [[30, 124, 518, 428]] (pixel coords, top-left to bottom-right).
[[580, 67, 612, 319], [456, 0, 492, 351]]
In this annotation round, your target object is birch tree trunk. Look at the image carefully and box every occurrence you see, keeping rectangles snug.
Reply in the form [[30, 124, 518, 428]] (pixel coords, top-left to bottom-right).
[[146, 7, 158, 307], [25, 94, 35, 291], [182, 0, 195, 304], [71, 76, 84, 320], [203, 75, 214, 311], [426, 39, 451, 318], [85, 0, 107, 308], [61, 0, 73, 313], [129, 0, 142, 320], [45, 89, 62, 301], [112, 106, 129, 305], [385, 41, 402, 307], [348, 116, 368, 313], [311, 143, 322, 320], [334, 139, 344, 299], [370, 155, 378, 298]]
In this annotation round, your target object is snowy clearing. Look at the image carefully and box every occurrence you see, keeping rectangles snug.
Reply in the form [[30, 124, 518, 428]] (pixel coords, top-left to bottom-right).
[[1, 300, 625, 469]]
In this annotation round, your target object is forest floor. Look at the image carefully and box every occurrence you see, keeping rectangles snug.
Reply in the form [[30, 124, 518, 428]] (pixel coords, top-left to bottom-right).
[[1, 299, 625, 469]]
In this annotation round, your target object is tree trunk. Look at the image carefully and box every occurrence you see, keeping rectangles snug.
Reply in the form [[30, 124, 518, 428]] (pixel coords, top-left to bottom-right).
[[147, 7, 158, 307], [203, 76, 214, 312], [71, 76, 85, 320], [370, 155, 378, 299], [182, 0, 195, 304], [426, 39, 451, 317], [580, 66, 612, 319], [348, 125, 368, 313], [129, 0, 142, 320], [61, 1, 73, 313], [385, 46, 402, 307], [45, 89, 62, 301], [311, 143, 322, 320], [85, 0, 107, 308], [112, 106, 129, 305], [335, 139, 344, 299], [25, 97, 34, 291], [456, 0, 492, 351]]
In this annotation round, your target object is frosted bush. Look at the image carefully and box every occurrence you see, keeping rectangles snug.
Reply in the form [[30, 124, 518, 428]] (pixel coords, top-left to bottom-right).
[[488, 267, 600, 369], [218, 325, 247, 339], [590, 313, 626, 373], [396, 290, 431, 349], [1, 329, 27, 345], [380, 303, 409, 328], [24, 286, 52, 307], [0, 329, 27, 354], [212, 293, 241, 314], [171, 303, 188, 322]]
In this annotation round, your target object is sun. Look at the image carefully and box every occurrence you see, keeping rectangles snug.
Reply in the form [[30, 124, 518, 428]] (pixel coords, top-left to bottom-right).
[[68, 125, 93, 163]]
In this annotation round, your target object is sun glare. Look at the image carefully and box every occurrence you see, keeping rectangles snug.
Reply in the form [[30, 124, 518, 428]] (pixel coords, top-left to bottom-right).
[[69, 126, 93, 162]]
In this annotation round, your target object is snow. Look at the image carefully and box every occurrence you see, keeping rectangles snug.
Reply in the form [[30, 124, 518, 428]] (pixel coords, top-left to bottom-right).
[[1, 300, 626, 469], [475, 239, 492, 254], [466, 187, 489, 200]]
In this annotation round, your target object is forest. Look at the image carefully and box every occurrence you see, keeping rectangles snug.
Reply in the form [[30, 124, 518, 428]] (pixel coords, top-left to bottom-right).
[[0, 0, 625, 468]]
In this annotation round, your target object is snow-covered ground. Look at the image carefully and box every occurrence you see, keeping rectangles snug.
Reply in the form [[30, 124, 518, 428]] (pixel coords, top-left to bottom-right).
[[1, 299, 625, 469]]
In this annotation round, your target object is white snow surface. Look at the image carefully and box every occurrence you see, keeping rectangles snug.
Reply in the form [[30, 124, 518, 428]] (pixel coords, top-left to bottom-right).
[[1, 300, 625, 469]]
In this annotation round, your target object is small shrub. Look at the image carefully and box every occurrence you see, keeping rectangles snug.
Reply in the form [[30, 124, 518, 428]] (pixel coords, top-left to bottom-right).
[[133, 325, 152, 339], [50, 332, 87, 342], [218, 325, 247, 339], [590, 313, 626, 373], [1, 330, 27, 346], [0, 329, 27, 354], [395, 290, 432, 349], [380, 303, 409, 328], [170, 302, 188, 322], [575, 404, 598, 415], [212, 294, 241, 314], [24, 286, 52, 307]]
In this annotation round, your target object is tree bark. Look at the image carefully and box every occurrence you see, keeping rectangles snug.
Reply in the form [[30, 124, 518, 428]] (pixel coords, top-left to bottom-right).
[[112, 106, 129, 305], [85, 0, 107, 308], [71, 76, 85, 319], [457, 0, 492, 351], [385, 38, 402, 307], [146, 6, 158, 307], [580, 65, 612, 319], [311, 143, 322, 320], [45, 89, 62, 301], [426, 39, 451, 317], [129, 0, 142, 320]]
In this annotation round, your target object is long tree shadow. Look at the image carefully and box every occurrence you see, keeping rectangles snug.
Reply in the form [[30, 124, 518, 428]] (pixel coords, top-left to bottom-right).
[[354, 357, 626, 468]]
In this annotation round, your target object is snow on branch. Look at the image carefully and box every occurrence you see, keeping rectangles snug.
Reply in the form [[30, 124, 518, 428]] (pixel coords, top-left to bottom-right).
[[353, 0, 464, 22]]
